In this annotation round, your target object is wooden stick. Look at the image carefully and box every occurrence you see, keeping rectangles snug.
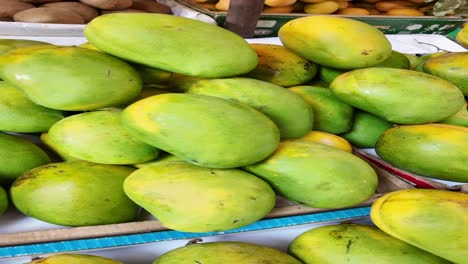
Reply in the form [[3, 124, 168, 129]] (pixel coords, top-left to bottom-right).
[[225, 0, 264, 38]]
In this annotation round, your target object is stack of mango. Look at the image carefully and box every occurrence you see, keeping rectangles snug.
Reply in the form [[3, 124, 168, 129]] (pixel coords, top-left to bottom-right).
[[0, 0, 171, 24], [0, 13, 466, 262], [200, 0, 436, 16]]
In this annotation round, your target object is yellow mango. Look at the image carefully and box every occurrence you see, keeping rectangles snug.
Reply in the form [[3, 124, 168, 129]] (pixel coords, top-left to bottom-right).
[[304, 1, 340, 14], [371, 189, 468, 263], [296, 131, 353, 152]]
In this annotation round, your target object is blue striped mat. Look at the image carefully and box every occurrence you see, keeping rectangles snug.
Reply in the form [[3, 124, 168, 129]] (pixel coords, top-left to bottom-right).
[[0, 206, 371, 258]]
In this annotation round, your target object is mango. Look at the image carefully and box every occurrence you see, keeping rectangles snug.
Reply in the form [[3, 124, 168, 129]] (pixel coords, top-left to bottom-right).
[[133, 154, 183, 168], [414, 52, 447, 72], [245, 140, 378, 208], [47, 109, 159, 165], [289, 224, 451, 263], [0, 185, 7, 216], [123, 161, 276, 232], [0, 81, 64, 133], [374, 50, 411, 69], [245, 43, 317, 86], [134, 64, 173, 85], [153, 241, 302, 264], [0, 39, 49, 56], [79, 40, 174, 88], [26, 253, 122, 264], [439, 101, 468, 127], [303, 1, 340, 14], [0, 132, 50, 184], [85, 13, 258, 78], [371, 189, 468, 263], [341, 111, 394, 148], [278, 16, 392, 69], [11, 161, 139, 226], [0, 46, 142, 111], [403, 53, 421, 70], [423, 52, 468, 96], [186, 77, 313, 139], [40, 133, 80, 162], [297, 130, 353, 152], [330, 67, 465, 124], [376, 124, 468, 182], [456, 24, 468, 48], [318, 66, 346, 84], [78, 42, 101, 51], [122, 93, 280, 168], [289, 86, 354, 134], [127, 86, 170, 105]]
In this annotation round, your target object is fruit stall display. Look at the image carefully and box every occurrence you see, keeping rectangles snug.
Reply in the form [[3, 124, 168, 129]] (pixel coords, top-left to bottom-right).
[[0, 13, 467, 263], [202, 0, 464, 17]]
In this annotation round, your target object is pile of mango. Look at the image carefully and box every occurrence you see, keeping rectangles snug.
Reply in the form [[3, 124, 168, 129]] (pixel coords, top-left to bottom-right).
[[200, 0, 434, 16], [0, 14, 466, 261]]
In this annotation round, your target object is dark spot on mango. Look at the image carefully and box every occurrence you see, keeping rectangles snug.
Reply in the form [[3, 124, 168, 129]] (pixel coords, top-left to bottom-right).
[[195, 261, 202, 264], [232, 219, 239, 223]]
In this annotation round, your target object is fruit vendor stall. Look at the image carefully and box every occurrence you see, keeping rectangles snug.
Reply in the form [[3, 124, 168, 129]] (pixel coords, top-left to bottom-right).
[[0, 1, 467, 263]]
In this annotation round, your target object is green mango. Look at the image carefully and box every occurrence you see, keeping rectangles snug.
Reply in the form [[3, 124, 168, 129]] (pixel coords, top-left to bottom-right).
[[11, 161, 139, 226], [85, 13, 258, 78], [122, 93, 280, 169], [289, 86, 354, 134], [318, 66, 346, 84], [403, 53, 421, 70], [133, 154, 183, 168], [124, 161, 276, 232], [330, 68, 464, 124], [135, 65, 173, 85], [0, 81, 64, 133], [0, 39, 50, 56], [186, 77, 313, 139], [245, 141, 378, 208], [153, 241, 302, 264], [424, 52, 468, 96], [0, 185, 7, 216], [78, 42, 100, 51], [0, 46, 142, 111], [373, 50, 411, 69], [371, 189, 468, 263], [40, 133, 80, 162], [289, 224, 451, 264], [305, 78, 329, 88], [0, 132, 50, 184], [79, 41, 174, 85], [245, 43, 317, 86], [26, 253, 122, 264], [413, 52, 447, 72], [438, 101, 468, 127], [47, 109, 159, 165], [126, 86, 170, 105], [376, 124, 468, 182], [341, 111, 393, 148]]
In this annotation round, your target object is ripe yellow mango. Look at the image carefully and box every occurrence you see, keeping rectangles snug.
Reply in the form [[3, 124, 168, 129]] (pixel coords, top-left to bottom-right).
[[371, 189, 468, 263], [279, 16, 392, 69]]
